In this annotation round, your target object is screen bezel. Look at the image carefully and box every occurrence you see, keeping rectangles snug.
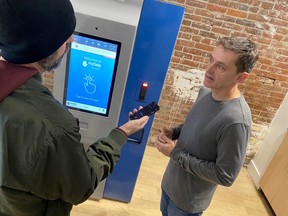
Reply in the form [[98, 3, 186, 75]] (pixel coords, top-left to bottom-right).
[[63, 31, 121, 117]]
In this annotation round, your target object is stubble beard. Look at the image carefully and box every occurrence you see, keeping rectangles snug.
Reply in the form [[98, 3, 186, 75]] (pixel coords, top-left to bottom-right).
[[38, 43, 70, 72]]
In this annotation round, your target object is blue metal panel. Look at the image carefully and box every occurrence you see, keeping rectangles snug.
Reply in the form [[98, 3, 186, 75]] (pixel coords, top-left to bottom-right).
[[103, 0, 184, 203]]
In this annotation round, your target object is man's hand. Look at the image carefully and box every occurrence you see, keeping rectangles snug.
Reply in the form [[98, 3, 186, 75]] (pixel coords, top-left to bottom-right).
[[119, 107, 149, 136], [154, 132, 175, 157], [160, 126, 173, 139]]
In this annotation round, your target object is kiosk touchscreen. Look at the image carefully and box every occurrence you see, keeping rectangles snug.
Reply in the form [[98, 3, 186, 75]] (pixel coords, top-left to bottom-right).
[[64, 32, 121, 117]]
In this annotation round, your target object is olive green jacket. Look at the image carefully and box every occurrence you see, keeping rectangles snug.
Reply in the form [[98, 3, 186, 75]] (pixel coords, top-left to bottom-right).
[[0, 72, 127, 216]]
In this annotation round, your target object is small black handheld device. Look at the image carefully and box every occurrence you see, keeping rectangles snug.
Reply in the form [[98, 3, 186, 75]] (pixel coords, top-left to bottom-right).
[[130, 101, 160, 120]]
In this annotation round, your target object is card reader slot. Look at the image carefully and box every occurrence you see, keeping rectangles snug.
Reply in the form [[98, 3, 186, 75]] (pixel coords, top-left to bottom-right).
[[127, 129, 144, 144]]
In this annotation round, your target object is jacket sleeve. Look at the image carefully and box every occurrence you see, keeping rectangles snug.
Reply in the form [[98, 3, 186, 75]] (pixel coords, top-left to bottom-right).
[[29, 125, 127, 205]]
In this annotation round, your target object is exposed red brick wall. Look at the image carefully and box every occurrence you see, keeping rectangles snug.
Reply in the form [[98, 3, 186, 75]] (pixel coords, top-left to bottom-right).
[[42, 72, 54, 91], [149, 0, 288, 164]]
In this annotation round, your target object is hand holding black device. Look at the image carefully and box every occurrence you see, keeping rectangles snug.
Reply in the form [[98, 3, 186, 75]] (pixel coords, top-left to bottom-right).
[[130, 101, 160, 120]]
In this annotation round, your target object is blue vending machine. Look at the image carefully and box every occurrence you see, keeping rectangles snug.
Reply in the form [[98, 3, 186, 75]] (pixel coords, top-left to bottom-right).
[[53, 0, 184, 203], [103, 0, 184, 202]]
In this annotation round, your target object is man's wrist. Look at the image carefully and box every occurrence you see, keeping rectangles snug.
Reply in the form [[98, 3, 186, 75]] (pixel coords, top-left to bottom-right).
[[116, 127, 128, 138]]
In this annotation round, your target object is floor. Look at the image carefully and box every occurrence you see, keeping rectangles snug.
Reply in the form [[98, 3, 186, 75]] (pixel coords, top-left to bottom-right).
[[71, 145, 275, 216]]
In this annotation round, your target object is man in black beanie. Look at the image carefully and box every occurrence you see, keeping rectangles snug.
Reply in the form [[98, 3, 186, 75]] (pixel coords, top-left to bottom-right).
[[0, 0, 149, 215]]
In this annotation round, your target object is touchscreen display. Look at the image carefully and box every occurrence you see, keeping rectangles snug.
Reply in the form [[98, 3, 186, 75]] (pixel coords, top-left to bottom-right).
[[63, 32, 121, 116]]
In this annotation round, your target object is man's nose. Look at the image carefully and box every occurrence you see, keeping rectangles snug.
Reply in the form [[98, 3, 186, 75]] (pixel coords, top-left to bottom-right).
[[206, 62, 215, 73]]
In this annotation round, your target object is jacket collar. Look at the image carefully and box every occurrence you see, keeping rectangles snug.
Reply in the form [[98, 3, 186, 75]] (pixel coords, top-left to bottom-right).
[[0, 61, 38, 102]]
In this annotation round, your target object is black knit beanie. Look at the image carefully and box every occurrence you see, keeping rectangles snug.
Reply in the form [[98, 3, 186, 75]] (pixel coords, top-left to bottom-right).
[[0, 0, 76, 64]]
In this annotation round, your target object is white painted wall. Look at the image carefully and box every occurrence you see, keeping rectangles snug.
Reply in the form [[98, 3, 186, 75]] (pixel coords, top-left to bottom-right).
[[247, 92, 288, 188], [71, 0, 143, 26]]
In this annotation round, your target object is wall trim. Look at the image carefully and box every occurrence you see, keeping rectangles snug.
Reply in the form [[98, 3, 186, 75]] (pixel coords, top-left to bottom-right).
[[247, 159, 261, 189]]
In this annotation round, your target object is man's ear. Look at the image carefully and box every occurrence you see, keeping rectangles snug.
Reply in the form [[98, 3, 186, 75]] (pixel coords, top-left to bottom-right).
[[237, 72, 249, 83]]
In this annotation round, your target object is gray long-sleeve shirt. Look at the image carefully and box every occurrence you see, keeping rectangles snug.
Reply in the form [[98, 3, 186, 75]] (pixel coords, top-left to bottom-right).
[[162, 86, 251, 213]]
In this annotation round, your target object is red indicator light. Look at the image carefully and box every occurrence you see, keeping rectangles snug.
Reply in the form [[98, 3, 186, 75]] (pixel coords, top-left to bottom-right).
[[139, 82, 148, 101]]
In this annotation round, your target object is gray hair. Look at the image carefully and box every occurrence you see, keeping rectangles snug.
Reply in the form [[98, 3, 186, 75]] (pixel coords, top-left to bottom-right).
[[217, 37, 259, 73]]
